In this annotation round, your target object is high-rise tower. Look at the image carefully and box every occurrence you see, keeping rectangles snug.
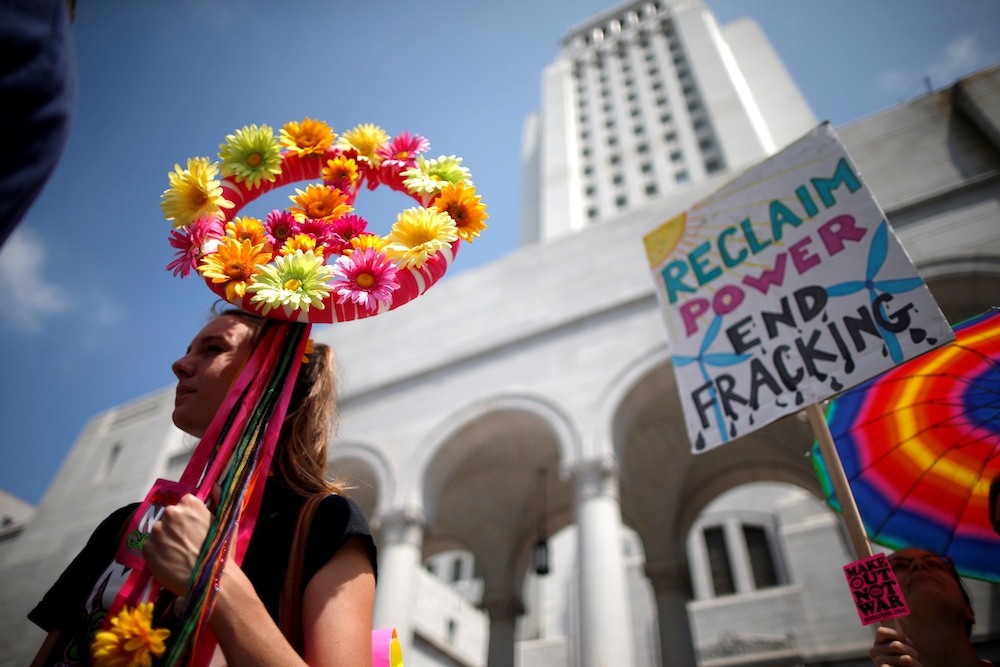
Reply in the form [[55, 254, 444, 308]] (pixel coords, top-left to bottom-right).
[[521, 0, 816, 242]]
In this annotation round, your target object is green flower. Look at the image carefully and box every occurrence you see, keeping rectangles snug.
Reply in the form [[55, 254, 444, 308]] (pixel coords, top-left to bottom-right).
[[218, 124, 282, 190], [247, 250, 334, 315], [402, 155, 473, 195]]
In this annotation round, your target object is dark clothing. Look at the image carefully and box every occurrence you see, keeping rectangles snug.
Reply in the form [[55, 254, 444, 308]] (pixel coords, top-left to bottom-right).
[[29, 479, 376, 666]]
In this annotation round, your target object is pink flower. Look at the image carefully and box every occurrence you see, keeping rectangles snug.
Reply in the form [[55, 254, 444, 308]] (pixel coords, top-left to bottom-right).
[[167, 216, 224, 277], [332, 247, 399, 313], [297, 219, 345, 256], [264, 210, 299, 245], [330, 215, 368, 245], [377, 132, 429, 192]]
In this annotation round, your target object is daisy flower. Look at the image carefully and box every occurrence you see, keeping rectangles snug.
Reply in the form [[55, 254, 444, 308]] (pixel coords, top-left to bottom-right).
[[225, 216, 268, 247], [345, 231, 385, 255], [433, 182, 488, 242], [160, 157, 234, 228], [264, 210, 299, 245], [402, 155, 473, 196], [330, 214, 367, 245], [218, 124, 282, 189], [376, 131, 429, 168], [383, 207, 458, 269], [247, 250, 335, 316], [332, 247, 399, 313], [279, 233, 321, 257], [336, 124, 390, 166], [279, 118, 335, 157], [288, 184, 352, 222], [167, 216, 224, 278], [90, 602, 169, 667], [198, 237, 272, 301], [322, 155, 359, 189]]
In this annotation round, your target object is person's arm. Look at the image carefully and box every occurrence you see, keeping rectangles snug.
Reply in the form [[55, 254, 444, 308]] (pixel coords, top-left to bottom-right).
[[870, 626, 922, 667], [144, 494, 375, 667], [29, 630, 61, 667]]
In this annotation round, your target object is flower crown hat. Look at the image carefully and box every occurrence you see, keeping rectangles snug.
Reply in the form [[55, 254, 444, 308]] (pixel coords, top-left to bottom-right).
[[163, 119, 488, 321]]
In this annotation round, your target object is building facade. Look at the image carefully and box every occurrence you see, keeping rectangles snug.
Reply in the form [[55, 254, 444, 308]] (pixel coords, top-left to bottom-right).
[[2, 2, 1000, 666]]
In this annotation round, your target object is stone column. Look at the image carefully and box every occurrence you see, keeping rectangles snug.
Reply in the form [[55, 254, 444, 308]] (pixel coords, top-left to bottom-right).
[[481, 594, 524, 667], [573, 459, 636, 667], [645, 558, 698, 667], [372, 508, 425, 658]]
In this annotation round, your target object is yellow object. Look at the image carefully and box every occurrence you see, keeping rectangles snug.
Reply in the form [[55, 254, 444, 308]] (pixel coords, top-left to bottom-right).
[[91, 603, 169, 667], [642, 211, 686, 269]]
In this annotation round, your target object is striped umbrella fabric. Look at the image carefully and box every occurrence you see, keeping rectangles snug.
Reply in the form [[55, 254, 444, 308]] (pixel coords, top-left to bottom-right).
[[813, 308, 1000, 582]]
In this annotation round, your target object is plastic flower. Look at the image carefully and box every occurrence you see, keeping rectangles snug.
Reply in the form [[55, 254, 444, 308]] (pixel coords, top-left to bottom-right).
[[383, 207, 458, 269], [330, 214, 367, 245], [280, 118, 335, 157], [296, 219, 343, 254], [199, 237, 272, 301], [247, 250, 334, 315], [218, 124, 282, 189], [280, 233, 321, 256], [90, 602, 169, 667], [160, 157, 234, 228], [332, 247, 399, 313], [288, 184, 352, 222], [264, 210, 299, 245], [167, 216, 224, 278], [336, 124, 390, 166], [322, 155, 359, 189], [302, 338, 315, 364], [433, 182, 488, 242], [226, 216, 268, 247], [376, 131, 429, 168], [402, 155, 473, 196], [345, 232, 385, 255]]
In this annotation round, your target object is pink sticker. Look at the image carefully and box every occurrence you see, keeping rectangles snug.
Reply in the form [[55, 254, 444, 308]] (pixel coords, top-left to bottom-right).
[[843, 553, 910, 625], [116, 478, 197, 569]]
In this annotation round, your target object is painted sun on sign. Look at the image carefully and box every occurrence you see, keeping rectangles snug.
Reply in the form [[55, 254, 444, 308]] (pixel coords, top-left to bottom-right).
[[644, 123, 953, 453]]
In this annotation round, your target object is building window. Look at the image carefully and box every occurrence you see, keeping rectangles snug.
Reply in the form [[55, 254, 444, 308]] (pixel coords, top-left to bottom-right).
[[651, 80, 663, 90], [580, 130, 590, 140], [625, 77, 634, 87], [585, 185, 595, 196], [656, 97, 667, 106], [637, 142, 649, 153], [603, 103, 613, 112], [608, 136, 617, 146], [699, 138, 712, 150], [605, 119, 615, 128], [648, 66, 659, 76], [670, 151, 682, 162], [609, 154, 621, 165], [631, 107, 641, 117], [616, 195, 627, 208], [583, 165, 593, 175], [634, 125, 645, 135], [704, 527, 735, 596], [451, 558, 463, 583], [613, 173, 624, 185], [588, 207, 598, 219], [661, 113, 672, 123], [645, 183, 658, 195], [676, 170, 690, 184], [627, 92, 637, 102], [682, 84, 695, 95], [582, 147, 591, 157], [693, 118, 706, 130], [744, 526, 779, 589], [705, 158, 722, 173], [665, 131, 677, 142], [688, 100, 701, 111], [641, 162, 653, 173]]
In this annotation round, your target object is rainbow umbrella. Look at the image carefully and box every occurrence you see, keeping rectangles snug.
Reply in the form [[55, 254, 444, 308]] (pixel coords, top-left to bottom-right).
[[813, 308, 1000, 582]]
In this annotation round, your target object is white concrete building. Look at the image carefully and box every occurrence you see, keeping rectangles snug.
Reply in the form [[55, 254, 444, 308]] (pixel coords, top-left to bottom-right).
[[2, 2, 999, 666]]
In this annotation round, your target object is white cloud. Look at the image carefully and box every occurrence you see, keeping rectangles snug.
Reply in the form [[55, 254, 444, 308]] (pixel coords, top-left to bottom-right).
[[0, 228, 70, 333], [875, 69, 906, 94], [927, 33, 999, 87]]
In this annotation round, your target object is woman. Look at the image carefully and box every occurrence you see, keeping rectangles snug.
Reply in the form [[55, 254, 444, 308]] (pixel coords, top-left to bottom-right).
[[30, 310, 376, 667], [870, 548, 992, 667]]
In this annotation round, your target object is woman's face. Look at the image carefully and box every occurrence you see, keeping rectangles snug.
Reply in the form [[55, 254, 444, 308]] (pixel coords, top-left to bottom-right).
[[889, 548, 971, 620], [171, 316, 255, 437]]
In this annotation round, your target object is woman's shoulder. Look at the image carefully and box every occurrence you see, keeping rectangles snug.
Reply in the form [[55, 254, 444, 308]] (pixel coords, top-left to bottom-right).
[[304, 493, 377, 580], [313, 494, 371, 533]]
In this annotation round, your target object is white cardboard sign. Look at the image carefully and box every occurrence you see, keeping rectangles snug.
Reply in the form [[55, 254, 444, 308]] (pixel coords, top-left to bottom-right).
[[643, 123, 953, 453]]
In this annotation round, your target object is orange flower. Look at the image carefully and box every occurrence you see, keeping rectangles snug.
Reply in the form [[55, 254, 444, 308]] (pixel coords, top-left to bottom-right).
[[432, 182, 488, 242], [199, 237, 272, 301], [280, 118, 335, 157], [322, 156, 359, 187], [280, 233, 322, 256], [288, 184, 352, 222], [225, 216, 268, 247]]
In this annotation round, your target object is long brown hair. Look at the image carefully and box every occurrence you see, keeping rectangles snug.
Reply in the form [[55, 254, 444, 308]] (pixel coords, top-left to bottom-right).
[[215, 307, 342, 496]]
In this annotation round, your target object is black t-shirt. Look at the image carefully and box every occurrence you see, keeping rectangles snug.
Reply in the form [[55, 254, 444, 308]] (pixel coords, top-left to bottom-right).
[[29, 479, 377, 666]]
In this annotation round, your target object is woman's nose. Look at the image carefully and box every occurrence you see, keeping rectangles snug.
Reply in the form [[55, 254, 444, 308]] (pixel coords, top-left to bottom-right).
[[172, 354, 194, 380]]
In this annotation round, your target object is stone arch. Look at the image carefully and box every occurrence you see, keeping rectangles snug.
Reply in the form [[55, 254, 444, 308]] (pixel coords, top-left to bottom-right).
[[328, 441, 395, 520], [918, 257, 1000, 325]]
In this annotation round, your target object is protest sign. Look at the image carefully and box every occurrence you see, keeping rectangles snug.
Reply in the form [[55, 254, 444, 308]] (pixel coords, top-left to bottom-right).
[[643, 123, 954, 453], [844, 553, 910, 625]]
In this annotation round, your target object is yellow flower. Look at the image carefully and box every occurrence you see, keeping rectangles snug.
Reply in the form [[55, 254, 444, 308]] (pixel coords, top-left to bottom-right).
[[280, 233, 320, 256], [160, 157, 234, 229], [336, 124, 389, 166], [225, 216, 268, 247], [287, 184, 352, 222], [280, 118, 335, 157], [346, 232, 386, 255], [383, 207, 458, 269], [199, 237, 272, 301], [90, 602, 169, 667], [322, 156, 359, 186], [302, 338, 315, 364], [432, 182, 488, 243]]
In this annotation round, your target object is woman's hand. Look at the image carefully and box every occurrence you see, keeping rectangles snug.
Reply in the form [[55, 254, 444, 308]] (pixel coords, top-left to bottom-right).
[[870, 626, 922, 666], [144, 494, 214, 595]]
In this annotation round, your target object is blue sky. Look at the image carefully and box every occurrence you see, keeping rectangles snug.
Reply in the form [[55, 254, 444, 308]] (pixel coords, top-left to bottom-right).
[[2, 0, 999, 505]]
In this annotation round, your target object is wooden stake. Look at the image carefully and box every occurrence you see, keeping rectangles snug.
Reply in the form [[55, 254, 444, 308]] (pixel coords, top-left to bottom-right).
[[806, 401, 902, 632]]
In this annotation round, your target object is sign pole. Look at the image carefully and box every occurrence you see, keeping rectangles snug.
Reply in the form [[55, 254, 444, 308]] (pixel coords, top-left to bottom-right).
[[806, 401, 902, 631]]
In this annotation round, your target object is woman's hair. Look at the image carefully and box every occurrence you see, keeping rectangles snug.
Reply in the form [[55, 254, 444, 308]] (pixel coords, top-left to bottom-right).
[[213, 305, 342, 496]]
